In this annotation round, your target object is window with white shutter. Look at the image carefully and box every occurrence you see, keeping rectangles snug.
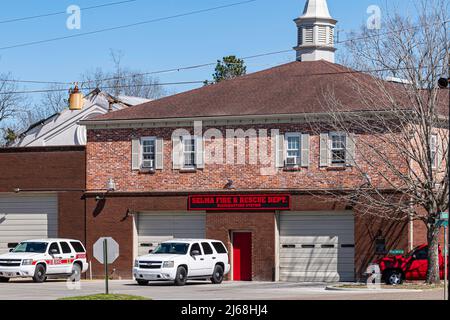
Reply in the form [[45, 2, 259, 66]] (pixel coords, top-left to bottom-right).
[[141, 137, 156, 169], [285, 133, 301, 167], [181, 136, 197, 170], [330, 132, 347, 165]]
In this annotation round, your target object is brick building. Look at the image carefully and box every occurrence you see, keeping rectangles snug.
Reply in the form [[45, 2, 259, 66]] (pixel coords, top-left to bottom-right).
[[77, 0, 447, 282]]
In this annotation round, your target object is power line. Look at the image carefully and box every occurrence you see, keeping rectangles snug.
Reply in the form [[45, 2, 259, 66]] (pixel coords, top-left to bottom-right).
[[0, 65, 439, 96], [0, 0, 258, 51], [0, 0, 140, 25], [0, 80, 205, 95], [1, 17, 447, 86]]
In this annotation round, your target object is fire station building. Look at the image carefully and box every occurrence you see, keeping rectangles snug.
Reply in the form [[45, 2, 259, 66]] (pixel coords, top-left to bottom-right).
[[81, 59, 417, 282]]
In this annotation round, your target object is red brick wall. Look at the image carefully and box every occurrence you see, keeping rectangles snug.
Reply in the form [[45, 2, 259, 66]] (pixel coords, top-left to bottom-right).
[[0, 147, 86, 243], [86, 124, 403, 192], [85, 195, 188, 279]]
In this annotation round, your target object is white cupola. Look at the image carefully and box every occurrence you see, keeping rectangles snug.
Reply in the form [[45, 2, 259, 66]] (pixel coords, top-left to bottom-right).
[[294, 0, 337, 63]]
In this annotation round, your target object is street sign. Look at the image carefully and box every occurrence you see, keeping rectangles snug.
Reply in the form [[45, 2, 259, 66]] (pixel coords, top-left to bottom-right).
[[440, 212, 449, 220], [389, 249, 404, 255], [93, 237, 119, 264]]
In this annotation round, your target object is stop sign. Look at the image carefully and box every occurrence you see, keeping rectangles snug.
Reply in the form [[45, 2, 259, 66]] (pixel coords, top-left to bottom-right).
[[93, 237, 119, 264]]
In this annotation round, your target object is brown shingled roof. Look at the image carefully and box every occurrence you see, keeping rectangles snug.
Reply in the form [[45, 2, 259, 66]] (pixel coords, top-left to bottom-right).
[[88, 60, 449, 121]]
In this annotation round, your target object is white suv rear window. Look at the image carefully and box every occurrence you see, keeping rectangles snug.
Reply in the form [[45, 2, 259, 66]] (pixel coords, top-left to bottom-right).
[[211, 242, 227, 254], [70, 241, 86, 253]]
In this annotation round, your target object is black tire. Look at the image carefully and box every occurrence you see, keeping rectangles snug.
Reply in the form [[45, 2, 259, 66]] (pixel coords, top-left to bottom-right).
[[174, 266, 187, 286], [0, 277, 10, 283], [33, 264, 47, 283], [70, 263, 82, 282], [211, 265, 224, 284], [136, 279, 149, 286], [384, 269, 403, 285]]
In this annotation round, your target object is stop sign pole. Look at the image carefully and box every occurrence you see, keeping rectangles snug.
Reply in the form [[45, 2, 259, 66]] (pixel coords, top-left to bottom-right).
[[93, 237, 119, 295], [103, 238, 109, 295]]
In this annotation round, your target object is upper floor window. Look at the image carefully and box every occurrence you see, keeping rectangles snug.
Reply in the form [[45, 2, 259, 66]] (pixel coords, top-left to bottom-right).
[[141, 137, 156, 169], [132, 137, 163, 171], [330, 132, 347, 165], [285, 133, 301, 167], [182, 136, 196, 169]]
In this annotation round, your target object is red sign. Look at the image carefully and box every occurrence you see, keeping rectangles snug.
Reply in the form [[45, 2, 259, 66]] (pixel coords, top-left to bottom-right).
[[188, 194, 291, 211]]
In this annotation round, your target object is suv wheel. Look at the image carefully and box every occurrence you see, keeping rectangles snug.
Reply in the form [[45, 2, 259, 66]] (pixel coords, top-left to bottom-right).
[[136, 279, 149, 286], [70, 264, 82, 282], [211, 265, 224, 284], [174, 266, 187, 286], [0, 277, 9, 283], [385, 270, 403, 285], [33, 264, 47, 283]]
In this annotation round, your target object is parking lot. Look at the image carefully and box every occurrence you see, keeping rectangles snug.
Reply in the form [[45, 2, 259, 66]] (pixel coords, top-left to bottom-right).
[[0, 280, 444, 300]]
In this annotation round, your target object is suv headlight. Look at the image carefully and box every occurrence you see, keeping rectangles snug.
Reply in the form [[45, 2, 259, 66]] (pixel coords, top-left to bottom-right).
[[163, 261, 174, 268], [22, 259, 33, 266], [134, 260, 139, 268]]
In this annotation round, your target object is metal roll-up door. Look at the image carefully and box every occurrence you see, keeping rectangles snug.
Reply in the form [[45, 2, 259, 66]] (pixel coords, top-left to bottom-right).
[[137, 212, 205, 256], [279, 211, 355, 282], [0, 193, 58, 254]]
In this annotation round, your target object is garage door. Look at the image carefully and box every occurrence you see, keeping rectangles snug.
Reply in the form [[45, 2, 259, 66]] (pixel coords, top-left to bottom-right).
[[137, 213, 205, 256], [0, 193, 58, 254], [279, 211, 355, 282]]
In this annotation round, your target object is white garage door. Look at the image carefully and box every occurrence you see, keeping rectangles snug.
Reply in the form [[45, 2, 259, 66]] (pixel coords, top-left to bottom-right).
[[0, 194, 58, 254], [279, 211, 355, 282], [137, 213, 205, 256]]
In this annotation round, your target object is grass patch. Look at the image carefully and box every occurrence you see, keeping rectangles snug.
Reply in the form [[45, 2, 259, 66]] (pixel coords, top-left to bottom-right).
[[336, 282, 447, 290], [59, 294, 150, 300]]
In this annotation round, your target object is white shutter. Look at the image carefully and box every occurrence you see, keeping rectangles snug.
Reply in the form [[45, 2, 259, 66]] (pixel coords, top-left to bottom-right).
[[301, 134, 310, 168], [437, 136, 443, 170], [155, 138, 164, 170], [195, 136, 205, 169], [131, 138, 141, 170], [320, 133, 329, 167], [346, 133, 356, 166], [275, 134, 285, 168], [172, 136, 182, 170]]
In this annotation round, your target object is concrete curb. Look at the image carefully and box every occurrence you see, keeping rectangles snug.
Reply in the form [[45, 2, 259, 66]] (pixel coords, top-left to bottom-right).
[[325, 285, 423, 293]]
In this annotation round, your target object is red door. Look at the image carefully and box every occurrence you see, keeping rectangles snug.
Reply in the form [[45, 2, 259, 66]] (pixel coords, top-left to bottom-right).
[[233, 232, 252, 281]]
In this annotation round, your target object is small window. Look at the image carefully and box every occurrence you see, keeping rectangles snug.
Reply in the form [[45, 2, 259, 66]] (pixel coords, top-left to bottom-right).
[[330, 132, 347, 165], [60, 242, 72, 254], [211, 242, 227, 254], [182, 137, 196, 168], [285, 134, 301, 167], [70, 241, 86, 253], [190, 243, 202, 255], [48, 242, 60, 254], [414, 248, 428, 260], [201, 242, 213, 255], [430, 135, 438, 169], [141, 137, 156, 169]]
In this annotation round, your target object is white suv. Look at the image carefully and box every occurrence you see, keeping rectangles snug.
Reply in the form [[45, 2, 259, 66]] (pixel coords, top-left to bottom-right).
[[134, 239, 230, 286], [0, 239, 89, 283]]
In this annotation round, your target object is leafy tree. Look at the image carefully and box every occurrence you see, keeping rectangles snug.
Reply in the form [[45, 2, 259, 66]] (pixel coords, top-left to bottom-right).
[[206, 56, 247, 85]]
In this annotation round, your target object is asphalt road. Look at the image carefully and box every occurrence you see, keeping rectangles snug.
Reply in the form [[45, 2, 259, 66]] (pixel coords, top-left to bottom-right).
[[0, 279, 444, 300]]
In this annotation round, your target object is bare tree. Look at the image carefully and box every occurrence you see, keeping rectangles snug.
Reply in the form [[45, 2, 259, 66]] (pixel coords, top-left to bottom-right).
[[80, 49, 167, 100], [0, 73, 23, 146], [315, 0, 449, 284]]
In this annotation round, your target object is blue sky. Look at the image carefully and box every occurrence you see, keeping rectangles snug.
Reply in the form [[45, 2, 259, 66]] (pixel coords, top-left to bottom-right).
[[0, 0, 419, 98]]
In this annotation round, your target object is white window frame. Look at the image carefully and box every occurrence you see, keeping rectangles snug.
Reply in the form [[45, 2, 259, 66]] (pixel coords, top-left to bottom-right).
[[284, 133, 301, 167], [141, 136, 156, 170], [430, 134, 438, 169], [181, 135, 197, 169], [329, 132, 347, 166]]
